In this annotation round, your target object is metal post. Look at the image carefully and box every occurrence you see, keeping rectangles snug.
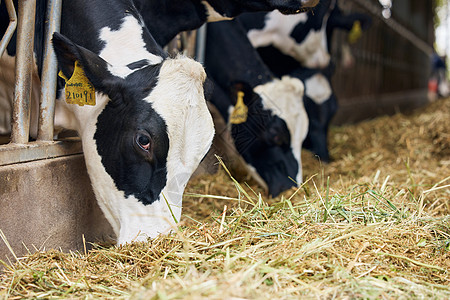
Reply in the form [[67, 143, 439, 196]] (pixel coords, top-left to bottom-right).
[[37, 0, 62, 141], [11, 0, 36, 144], [196, 24, 207, 64], [0, 0, 17, 58]]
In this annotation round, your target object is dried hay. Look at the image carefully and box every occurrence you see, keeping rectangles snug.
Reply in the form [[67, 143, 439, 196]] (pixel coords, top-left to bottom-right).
[[0, 98, 449, 299]]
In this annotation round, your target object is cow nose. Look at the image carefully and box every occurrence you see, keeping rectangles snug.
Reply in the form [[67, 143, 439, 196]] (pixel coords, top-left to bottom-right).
[[268, 177, 296, 197]]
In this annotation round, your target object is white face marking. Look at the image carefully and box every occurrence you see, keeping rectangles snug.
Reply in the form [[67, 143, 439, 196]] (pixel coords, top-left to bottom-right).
[[202, 1, 233, 22], [247, 10, 330, 69], [254, 76, 309, 185], [305, 73, 332, 105], [98, 16, 163, 78]]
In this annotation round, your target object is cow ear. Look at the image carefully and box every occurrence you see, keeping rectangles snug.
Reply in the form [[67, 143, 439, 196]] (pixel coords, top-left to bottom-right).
[[52, 32, 113, 91]]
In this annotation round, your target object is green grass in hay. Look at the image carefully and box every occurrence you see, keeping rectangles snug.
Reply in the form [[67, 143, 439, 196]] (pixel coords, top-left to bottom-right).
[[0, 98, 449, 299]]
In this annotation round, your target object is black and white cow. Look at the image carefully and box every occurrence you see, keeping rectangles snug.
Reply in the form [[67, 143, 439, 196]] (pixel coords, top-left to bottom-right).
[[238, 0, 371, 162], [134, 0, 320, 47], [0, 0, 214, 244], [204, 20, 308, 197]]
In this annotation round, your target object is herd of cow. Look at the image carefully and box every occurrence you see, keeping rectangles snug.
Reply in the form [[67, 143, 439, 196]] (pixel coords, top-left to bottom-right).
[[0, 0, 371, 244]]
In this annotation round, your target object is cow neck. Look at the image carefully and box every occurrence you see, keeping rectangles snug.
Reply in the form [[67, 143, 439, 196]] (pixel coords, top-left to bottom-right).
[[205, 20, 274, 89], [60, 0, 166, 78], [135, 0, 207, 47]]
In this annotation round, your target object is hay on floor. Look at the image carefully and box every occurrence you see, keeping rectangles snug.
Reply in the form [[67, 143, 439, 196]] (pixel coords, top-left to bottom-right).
[[0, 98, 449, 299]]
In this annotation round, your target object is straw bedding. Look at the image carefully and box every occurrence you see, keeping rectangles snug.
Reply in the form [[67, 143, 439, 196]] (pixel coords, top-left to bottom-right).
[[0, 98, 449, 299]]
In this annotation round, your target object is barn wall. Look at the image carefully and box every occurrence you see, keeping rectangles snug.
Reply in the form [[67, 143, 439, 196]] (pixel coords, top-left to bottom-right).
[[330, 0, 434, 124]]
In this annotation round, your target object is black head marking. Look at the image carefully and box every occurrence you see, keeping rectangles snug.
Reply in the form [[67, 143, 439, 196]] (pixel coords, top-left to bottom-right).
[[94, 63, 169, 205]]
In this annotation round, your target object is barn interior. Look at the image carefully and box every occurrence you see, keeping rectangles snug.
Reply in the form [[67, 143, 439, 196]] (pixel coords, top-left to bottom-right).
[[0, 0, 449, 297]]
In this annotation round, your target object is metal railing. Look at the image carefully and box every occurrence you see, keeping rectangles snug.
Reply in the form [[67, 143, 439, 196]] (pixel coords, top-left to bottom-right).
[[0, 0, 82, 166], [330, 0, 433, 124], [0, 0, 16, 58]]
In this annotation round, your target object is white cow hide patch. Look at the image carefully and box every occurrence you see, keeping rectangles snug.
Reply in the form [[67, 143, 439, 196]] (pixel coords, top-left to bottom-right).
[[99, 16, 163, 78], [305, 73, 332, 105], [247, 10, 330, 69]]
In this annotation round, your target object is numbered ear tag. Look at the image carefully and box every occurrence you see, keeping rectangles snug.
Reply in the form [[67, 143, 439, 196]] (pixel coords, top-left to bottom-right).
[[58, 60, 96, 106], [230, 91, 248, 125], [348, 21, 362, 44]]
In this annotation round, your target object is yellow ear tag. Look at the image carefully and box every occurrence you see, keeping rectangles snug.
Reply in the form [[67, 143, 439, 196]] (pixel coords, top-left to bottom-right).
[[58, 60, 96, 106], [230, 91, 248, 125], [348, 21, 362, 44]]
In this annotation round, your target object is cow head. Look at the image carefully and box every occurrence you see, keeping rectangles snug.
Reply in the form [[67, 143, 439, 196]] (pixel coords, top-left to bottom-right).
[[226, 76, 307, 197], [53, 33, 214, 244], [203, 0, 319, 21]]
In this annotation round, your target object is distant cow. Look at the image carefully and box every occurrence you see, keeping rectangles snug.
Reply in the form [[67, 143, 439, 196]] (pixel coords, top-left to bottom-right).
[[239, 0, 371, 161], [0, 0, 214, 244], [205, 20, 308, 197], [290, 66, 337, 162], [134, 0, 320, 46]]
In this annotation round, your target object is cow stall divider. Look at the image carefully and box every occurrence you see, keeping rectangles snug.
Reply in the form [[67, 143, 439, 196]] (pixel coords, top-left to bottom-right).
[[0, 0, 113, 264], [0, 0, 82, 165]]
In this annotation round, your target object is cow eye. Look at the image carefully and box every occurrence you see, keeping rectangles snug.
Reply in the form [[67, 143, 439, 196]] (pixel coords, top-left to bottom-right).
[[135, 132, 151, 151]]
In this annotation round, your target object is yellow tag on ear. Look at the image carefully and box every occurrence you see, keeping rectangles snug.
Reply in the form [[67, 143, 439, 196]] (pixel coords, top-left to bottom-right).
[[230, 91, 248, 125], [348, 21, 362, 44], [58, 61, 96, 106]]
